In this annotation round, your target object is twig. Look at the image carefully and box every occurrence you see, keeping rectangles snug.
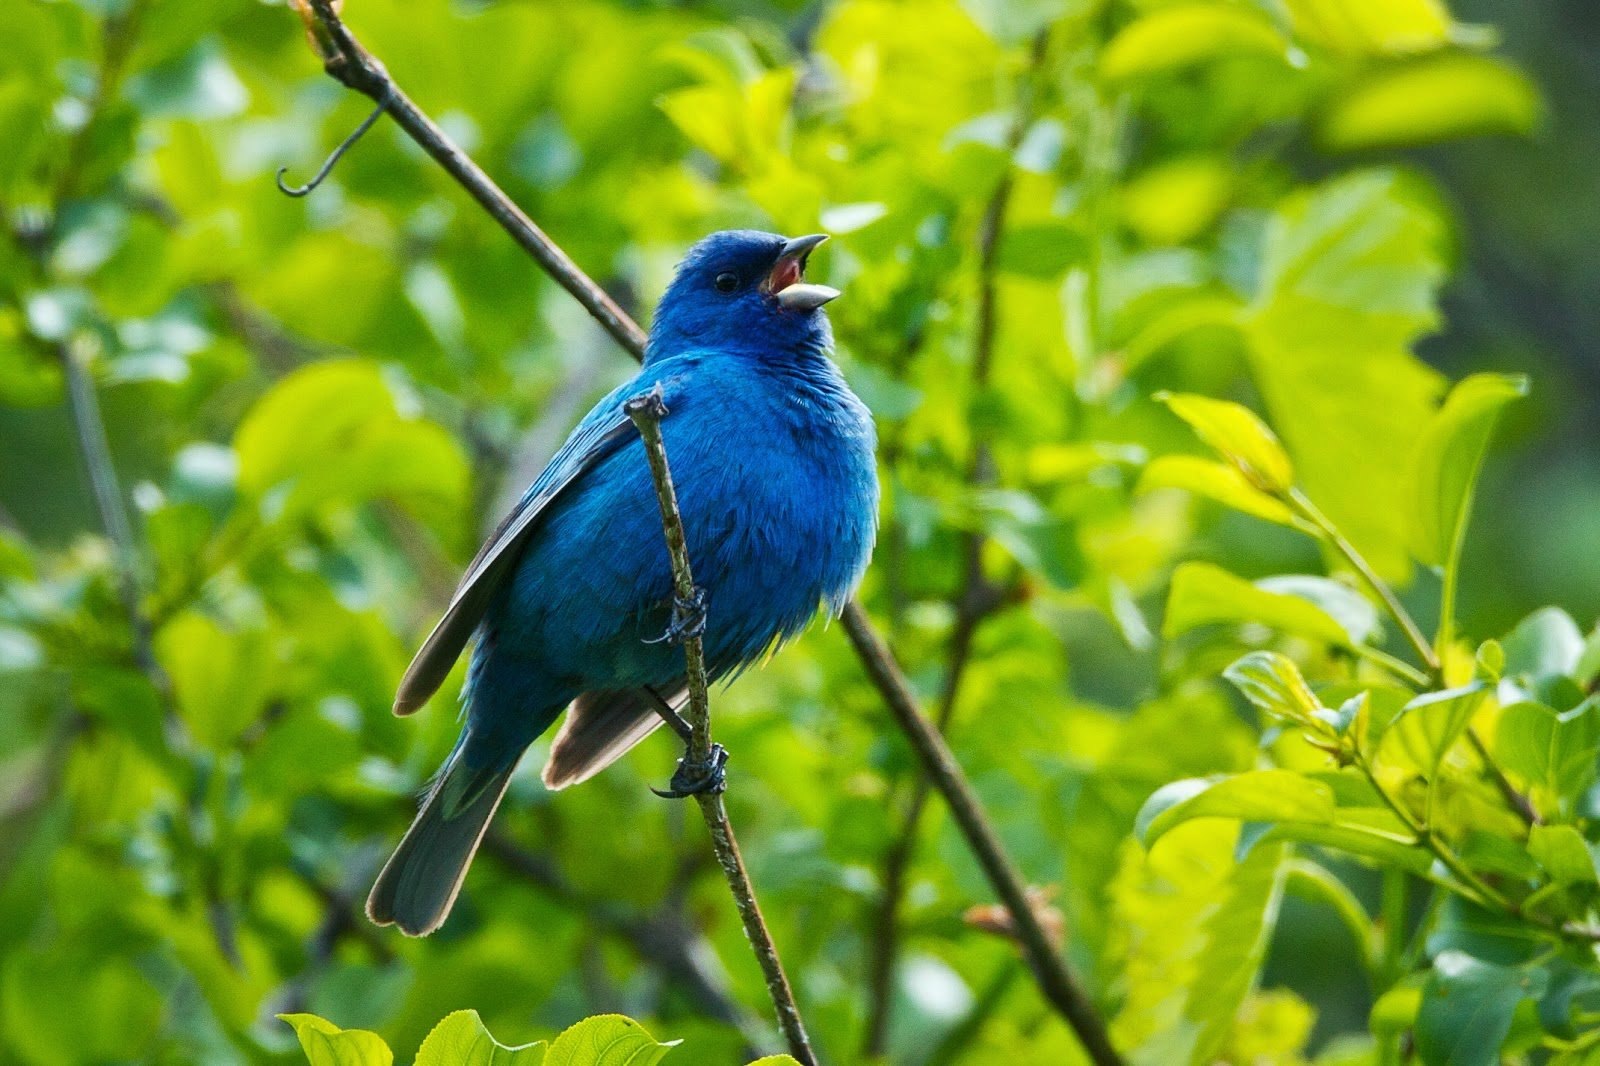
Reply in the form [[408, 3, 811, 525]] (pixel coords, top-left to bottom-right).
[[840, 603, 1122, 1066], [288, 6, 1121, 1056], [624, 390, 816, 1066], [296, 0, 647, 358]]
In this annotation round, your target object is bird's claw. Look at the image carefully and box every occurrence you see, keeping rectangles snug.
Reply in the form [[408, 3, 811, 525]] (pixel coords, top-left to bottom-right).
[[645, 586, 707, 645], [652, 743, 729, 798]]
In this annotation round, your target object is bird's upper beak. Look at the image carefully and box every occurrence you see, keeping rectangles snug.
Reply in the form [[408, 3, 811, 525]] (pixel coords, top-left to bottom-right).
[[763, 234, 840, 311]]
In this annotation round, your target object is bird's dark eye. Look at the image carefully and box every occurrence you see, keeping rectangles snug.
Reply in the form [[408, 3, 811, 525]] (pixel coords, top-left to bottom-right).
[[714, 272, 739, 294]]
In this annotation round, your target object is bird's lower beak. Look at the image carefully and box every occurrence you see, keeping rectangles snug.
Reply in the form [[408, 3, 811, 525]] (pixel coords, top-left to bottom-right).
[[764, 233, 840, 311]]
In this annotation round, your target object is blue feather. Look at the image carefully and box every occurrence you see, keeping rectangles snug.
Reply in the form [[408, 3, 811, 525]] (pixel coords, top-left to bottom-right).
[[369, 230, 879, 935]]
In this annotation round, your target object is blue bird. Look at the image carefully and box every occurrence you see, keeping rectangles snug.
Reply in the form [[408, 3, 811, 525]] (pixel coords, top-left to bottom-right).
[[367, 231, 879, 936]]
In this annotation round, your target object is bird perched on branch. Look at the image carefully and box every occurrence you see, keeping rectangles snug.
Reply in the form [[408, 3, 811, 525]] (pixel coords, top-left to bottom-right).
[[368, 231, 879, 936]]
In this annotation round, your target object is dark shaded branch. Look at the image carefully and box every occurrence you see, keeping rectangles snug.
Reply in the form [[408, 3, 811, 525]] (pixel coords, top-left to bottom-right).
[[624, 391, 817, 1066], [840, 604, 1123, 1066]]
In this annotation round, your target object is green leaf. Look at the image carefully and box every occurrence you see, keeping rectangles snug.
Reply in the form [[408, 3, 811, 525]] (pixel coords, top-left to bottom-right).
[[745, 1059, 803, 1065], [416, 1010, 546, 1065], [1282, 0, 1459, 56], [1245, 170, 1448, 580], [234, 359, 469, 539], [1501, 607, 1586, 681], [1255, 576, 1382, 647], [544, 1015, 677, 1066], [1413, 952, 1546, 1066], [1136, 771, 1337, 847], [1100, 4, 1287, 82], [1319, 54, 1541, 154], [995, 222, 1087, 279], [1156, 393, 1293, 495], [1495, 698, 1600, 819], [1378, 684, 1487, 775], [279, 1014, 394, 1066], [1136, 456, 1299, 528], [1223, 650, 1326, 730], [1406, 372, 1528, 569], [1527, 825, 1599, 887], [1108, 822, 1290, 1065], [156, 611, 274, 751], [1164, 563, 1360, 651]]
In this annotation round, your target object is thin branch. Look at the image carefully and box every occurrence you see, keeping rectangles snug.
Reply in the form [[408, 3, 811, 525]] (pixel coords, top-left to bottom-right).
[[840, 604, 1123, 1066], [289, 6, 1121, 1056], [297, 0, 647, 358], [624, 390, 817, 1066]]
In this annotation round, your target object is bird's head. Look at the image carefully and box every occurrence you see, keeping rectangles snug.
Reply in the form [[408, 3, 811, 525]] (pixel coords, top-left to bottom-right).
[[648, 230, 839, 360]]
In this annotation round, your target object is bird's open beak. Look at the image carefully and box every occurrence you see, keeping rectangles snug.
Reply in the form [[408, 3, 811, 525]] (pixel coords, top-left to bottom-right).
[[764, 234, 840, 311]]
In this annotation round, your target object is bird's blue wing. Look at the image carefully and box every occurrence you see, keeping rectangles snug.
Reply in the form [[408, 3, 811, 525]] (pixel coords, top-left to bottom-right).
[[393, 394, 639, 715]]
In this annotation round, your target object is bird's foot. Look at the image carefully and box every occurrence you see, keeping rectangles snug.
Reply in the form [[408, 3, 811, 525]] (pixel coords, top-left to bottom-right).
[[652, 743, 729, 798], [645, 586, 708, 645]]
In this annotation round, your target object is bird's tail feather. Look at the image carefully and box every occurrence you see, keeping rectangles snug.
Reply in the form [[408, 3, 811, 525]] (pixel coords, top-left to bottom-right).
[[542, 685, 683, 790], [366, 751, 514, 937]]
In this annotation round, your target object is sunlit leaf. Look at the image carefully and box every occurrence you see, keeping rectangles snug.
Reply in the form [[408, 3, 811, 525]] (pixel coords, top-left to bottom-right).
[[1527, 825, 1599, 887], [1378, 684, 1487, 776], [1136, 456, 1298, 528], [544, 1014, 677, 1066], [1319, 54, 1540, 154], [1406, 372, 1528, 569], [1156, 392, 1293, 495], [279, 1014, 394, 1066], [1100, 4, 1287, 82], [1108, 821, 1289, 1065], [1245, 170, 1448, 579], [1136, 771, 1336, 847], [1164, 563, 1354, 649], [415, 1010, 546, 1065], [1501, 607, 1586, 682], [1283, 0, 1460, 56], [1223, 650, 1325, 730]]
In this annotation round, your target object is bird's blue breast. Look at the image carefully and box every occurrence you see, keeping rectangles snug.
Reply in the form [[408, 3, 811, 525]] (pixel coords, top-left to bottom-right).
[[465, 348, 877, 752]]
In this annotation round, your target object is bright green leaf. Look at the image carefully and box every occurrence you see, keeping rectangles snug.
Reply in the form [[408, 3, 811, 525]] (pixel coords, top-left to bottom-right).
[[279, 1014, 394, 1066], [1157, 393, 1293, 495], [416, 1010, 546, 1065], [1167, 565, 1354, 648], [1136, 771, 1337, 847], [1378, 684, 1487, 775], [1136, 456, 1299, 527], [544, 1015, 677, 1066], [1283, 0, 1457, 56], [1406, 372, 1528, 569], [1108, 822, 1289, 1065], [1319, 54, 1540, 154], [156, 611, 274, 751], [1223, 650, 1325, 730], [1245, 171, 1448, 580], [1100, 4, 1287, 82]]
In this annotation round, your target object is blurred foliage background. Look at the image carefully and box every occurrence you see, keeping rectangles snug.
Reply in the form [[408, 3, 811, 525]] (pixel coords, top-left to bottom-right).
[[2, 0, 1598, 1063]]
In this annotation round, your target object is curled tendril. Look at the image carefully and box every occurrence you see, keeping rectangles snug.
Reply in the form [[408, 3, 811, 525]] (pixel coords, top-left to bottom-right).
[[276, 94, 389, 198]]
